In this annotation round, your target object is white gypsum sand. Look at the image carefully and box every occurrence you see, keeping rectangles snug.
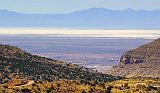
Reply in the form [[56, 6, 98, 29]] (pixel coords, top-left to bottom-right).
[[0, 28, 159, 38]]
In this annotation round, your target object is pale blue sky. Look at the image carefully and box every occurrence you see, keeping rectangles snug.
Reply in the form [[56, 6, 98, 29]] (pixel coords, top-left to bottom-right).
[[0, 0, 160, 13]]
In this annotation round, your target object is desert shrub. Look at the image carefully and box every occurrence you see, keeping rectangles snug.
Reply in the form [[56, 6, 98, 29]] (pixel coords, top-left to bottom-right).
[[147, 85, 157, 91], [136, 84, 146, 90], [79, 79, 85, 84], [99, 83, 106, 89], [32, 83, 36, 86], [57, 83, 61, 87], [124, 83, 130, 89], [3, 85, 8, 88], [82, 90, 87, 93], [46, 88, 52, 93], [88, 88, 94, 93], [85, 80, 90, 85], [21, 88, 31, 93], [105, 85, 113, 93]]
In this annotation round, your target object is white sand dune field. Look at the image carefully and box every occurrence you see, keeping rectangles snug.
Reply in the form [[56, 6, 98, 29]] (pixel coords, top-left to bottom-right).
[[0, 28, 159, 38]]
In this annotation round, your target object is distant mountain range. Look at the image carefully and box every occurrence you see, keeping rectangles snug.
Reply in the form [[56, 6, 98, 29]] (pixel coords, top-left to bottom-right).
[[0, 8, 160, 28]]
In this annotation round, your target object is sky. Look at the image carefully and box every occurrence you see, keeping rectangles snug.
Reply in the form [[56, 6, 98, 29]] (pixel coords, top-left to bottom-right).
[[0, 0, 160, 13]]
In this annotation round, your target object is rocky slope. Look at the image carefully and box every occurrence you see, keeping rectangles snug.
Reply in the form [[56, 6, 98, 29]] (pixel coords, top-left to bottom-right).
[[106, 38, 160, 78], [0, 44, 121, 84]]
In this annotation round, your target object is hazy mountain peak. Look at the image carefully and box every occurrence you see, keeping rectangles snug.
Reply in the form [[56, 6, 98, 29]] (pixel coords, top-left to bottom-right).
[[0, 9, 10, 13], [88, 7, 111, 11], [124, 8, 135, 11], [0, 8, 160, 28]]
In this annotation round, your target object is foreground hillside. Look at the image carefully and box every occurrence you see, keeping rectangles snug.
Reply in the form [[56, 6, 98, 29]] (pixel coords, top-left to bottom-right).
[[0, 44, 121, 84], [1, 40, 160, 92], [106, 38, 160, 78], [1, 77, 160, 93]]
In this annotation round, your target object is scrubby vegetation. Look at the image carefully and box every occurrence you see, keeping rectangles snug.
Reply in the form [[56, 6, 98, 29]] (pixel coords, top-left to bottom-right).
[[108, 77, 160, 93], [0, 55, 120, 83], [1, 77, 160, 93], [0, 44, 121, 84], [0, 79, 111, 93], [2, 41, 160, 93], [107, 38, 160, 78]]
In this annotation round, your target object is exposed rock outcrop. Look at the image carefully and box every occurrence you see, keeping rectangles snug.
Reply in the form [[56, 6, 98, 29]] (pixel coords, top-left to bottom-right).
[[106, 38, 160, 78]]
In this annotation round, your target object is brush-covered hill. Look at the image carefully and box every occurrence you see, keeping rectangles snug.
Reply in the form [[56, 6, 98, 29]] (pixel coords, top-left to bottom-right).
[[106, 38, 160, 78], [0, 44, 121, 84]]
